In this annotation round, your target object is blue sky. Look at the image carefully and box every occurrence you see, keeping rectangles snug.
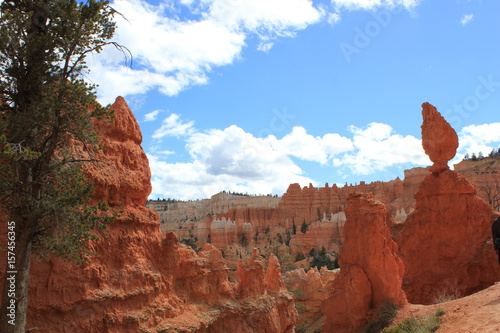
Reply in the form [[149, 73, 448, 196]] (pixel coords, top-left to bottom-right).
[[88, 0, 500, 200]]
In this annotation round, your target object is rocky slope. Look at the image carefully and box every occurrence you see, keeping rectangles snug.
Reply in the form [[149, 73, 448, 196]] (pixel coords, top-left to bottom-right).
[[0, 97, 297, 333], [392, 281, 500, 332]]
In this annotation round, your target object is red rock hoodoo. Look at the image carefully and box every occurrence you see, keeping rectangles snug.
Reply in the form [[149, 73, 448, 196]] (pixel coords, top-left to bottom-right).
[[397, 103, 500, 304], [322, 193, 407, 332], [421, 102, 459, 173]]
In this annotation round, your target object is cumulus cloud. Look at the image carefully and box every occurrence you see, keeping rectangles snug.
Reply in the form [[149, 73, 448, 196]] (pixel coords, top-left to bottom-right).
[[460, 13, 474, 26], [187, 125, 303, 179], [457, 123, 500, 157], [147, 116, 436, 200], [207, 0, 321, 32], [268, 126, 354, 164], [85, 0, 427, 103], [89, 0, 322, 104], [143, 109, 162, 122], [333, 122, 430, 174], [152, 113, 195, 139], [148, 126, 315, 199]]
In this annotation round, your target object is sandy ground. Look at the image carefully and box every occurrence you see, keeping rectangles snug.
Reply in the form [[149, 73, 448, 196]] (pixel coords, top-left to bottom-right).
[[392, 281, 500, 332]]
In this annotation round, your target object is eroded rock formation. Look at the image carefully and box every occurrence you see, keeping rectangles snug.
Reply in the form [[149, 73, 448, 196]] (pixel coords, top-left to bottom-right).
[[421, 102, 459, 173], [397, 103, 500, 304], [149, 173, 426, 271], [322, 193, 407, 332], [0, 97, 297, 332], [284, 267, 337, 330]]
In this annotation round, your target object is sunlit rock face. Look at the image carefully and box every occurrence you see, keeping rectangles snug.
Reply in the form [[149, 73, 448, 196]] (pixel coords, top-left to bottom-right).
[[421, 102, 459, 174], [322, 193, 407, 332], [397, 103, 500, 304]]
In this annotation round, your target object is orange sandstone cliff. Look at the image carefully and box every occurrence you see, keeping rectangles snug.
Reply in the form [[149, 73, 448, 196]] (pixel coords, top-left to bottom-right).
[[1, 97, 297, 332]]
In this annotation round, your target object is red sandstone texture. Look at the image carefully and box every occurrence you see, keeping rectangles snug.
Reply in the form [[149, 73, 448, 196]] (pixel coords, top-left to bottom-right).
[[284, 267, 337, 330], [86, 96, 152, 207], [454, 157, 500, 211], [421, 102, 459, 173], [396, 103, 500, 304], [0, 97, 297, 332], [322, 193, 407, 332], [397, 168, 500, 304]]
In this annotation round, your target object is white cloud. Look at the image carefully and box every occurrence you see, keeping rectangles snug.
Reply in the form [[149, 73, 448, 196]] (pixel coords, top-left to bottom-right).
[[327, 12, 341, 25], [333, 122, 430, 174], [86, 0, 427, 103], [147, 119, 436, 200], [331, 0, 420, 11], [143, 109, 162, 122], [457, 123, 500, 157], [207, 0, 322, 32], [152, 113, 195, 139], [460, 13, 474, 26], [187, 125, 302, 178], [89, 0, 322, 104], [268, 126, 354, 164], [148, 125, 315, 200]]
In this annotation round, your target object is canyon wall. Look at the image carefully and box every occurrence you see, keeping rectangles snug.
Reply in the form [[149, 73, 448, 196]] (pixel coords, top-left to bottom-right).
[[149, 155, 500, 270], [454, 157, 500, 211], [149, 172, 427, 267], [0, 97, 297, 332]]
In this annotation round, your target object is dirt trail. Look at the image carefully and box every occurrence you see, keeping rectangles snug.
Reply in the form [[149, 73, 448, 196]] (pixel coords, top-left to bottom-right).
[[393, 282, 500, 332]]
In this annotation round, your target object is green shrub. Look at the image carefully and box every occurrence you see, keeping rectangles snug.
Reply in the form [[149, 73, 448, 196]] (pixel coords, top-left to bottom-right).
[[295, 303, 307, 313], [295, 252, 306, 262], [382, 312, 442, 333], [366, 302, 398, 333], [310, 246, 339, 270], [296, 319, 310, 333], [289, 288, 304, 300]]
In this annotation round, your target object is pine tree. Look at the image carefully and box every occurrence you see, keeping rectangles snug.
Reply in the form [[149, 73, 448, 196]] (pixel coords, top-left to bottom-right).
[[0, 1, 122, 331]]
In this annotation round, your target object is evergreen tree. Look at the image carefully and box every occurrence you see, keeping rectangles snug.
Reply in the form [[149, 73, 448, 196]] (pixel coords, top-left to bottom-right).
[[301, 220, 308, 234], [0, 1, 121, 331]]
